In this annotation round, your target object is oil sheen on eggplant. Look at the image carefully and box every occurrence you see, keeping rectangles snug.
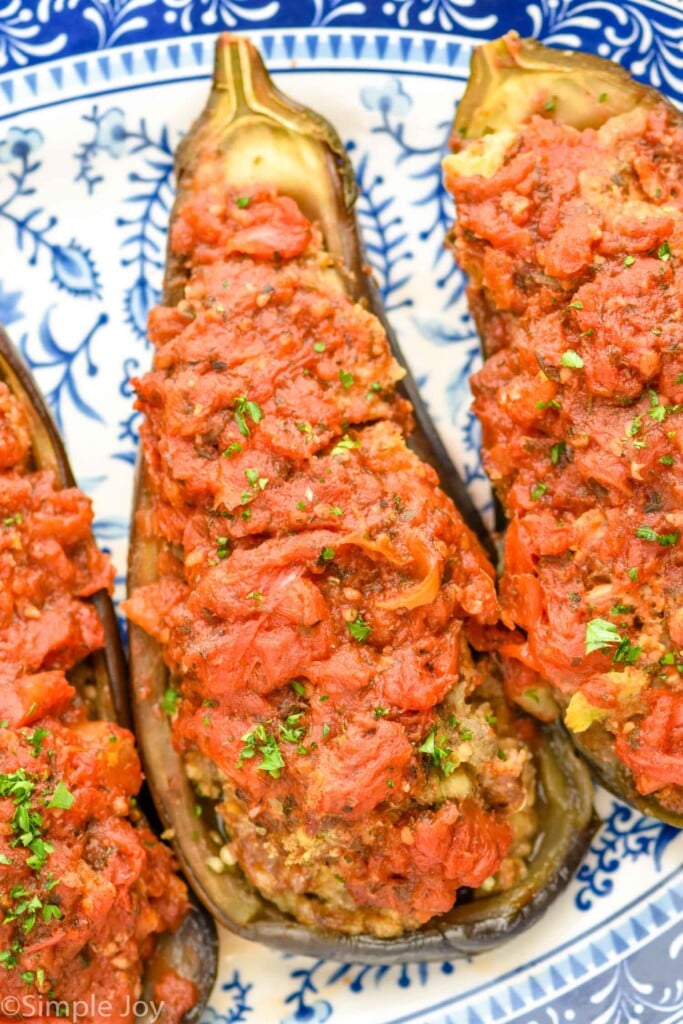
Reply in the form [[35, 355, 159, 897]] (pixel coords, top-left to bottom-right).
[[125, 34, 595, 961], [0, 326, 217, 1022], [445, 33, 683, 827]]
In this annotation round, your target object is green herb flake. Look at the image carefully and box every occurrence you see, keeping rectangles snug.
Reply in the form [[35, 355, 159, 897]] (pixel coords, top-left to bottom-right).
[[161, 687, 180, 715], [339, 369, 354, 389], [347, 614, 372, 643], [627, 567, 639, 582], [233, 396, 263, 437], [320, 546, 335, 563], [660, 454, 675, 465], [47, 782, 74, 811], [635, 525, 679, 546], [313, 341, 326, 353], [373, 707, 389, 718], [658, 240, 672, 262], [550, 441, 566, 466], [623, 255, 636, 267], [530, 482, 548, 501], [235, 196, 251, 209], [585, 617, 622, 654], [561, 349, 585, 369], [331, 434, 360, 457], [223, 442, 243, 458], [418, 728, 456, 776]]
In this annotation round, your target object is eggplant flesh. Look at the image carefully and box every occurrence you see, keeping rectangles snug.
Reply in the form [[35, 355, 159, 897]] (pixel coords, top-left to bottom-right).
[[127, 33, 596, 963], [0, 325, 217, 1021], [449, 33, 683, 829]]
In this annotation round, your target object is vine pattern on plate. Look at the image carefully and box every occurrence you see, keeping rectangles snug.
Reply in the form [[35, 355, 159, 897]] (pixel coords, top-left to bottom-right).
[[74, 105, 175, 341], [0, 125, 100, 298], [19, 308, 108, 430], [351, 145, 413, 313], [278, 957, 456, 1024], [201, 969, 254, 1024], [574, 801, 680, 911], [359, 78, 463, 310], [524, 0, 683, 102]]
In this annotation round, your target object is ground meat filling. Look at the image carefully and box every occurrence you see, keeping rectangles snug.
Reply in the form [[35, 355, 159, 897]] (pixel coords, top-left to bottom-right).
[[124, 172, 539, 938], [0, 382, 190, 1021], [444, 102, 683, 812]]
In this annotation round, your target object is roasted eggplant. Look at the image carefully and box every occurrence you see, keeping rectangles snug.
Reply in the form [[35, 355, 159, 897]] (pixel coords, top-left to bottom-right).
[[0, 325, 217, 1021], [444, 33, 683, 827], [125, 33, 595, 962]]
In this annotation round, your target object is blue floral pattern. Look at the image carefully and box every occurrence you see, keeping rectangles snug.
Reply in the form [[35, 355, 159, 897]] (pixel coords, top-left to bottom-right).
[[2, 4, 683, 1024]]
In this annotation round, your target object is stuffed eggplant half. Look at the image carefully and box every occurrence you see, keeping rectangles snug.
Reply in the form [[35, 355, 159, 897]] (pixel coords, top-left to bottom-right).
[[0, 327, 216, 1021], [444, 33, 683, 826], [124, 34, 595, 961]]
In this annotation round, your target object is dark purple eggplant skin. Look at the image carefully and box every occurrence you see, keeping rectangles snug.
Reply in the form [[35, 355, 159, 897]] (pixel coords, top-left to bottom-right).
[[127, 33, 597, 965], [0, 324, 217, 1022]]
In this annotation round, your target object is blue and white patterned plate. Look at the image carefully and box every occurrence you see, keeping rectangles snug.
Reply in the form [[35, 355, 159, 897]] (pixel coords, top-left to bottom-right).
[[1, 2, 682, 1022]]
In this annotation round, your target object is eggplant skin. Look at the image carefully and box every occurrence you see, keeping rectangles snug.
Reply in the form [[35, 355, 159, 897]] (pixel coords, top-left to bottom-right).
[[0, 325, 217, 1020], [127, 32, 596, 963], [444, 33, 683, 828]]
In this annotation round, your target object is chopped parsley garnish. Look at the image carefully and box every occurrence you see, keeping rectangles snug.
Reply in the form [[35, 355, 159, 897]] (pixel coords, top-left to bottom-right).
[[544, 97, 556, 112], [658, 240, 672, 262], [418, 729, 456, 776], [648, 391, 667, 423], [660, 455, 675, 465], [566, 300, 583, 310], [623, 255, 636, 267], [239, 725, 284, 778], [246, 590, 264, 603], [26, 727, 49, 758], [235, 195, 251, 208], [627, 567, 639, 582], [313, 341, 326, 353], [244, 468, 268, 490], [216, 536, 230, 559], [233, 396, 263, 437], [599, 92, 608, 102], [561, 349, 585, 369], [161, 687, 180, 714], [585, 618, 622, 654], [319, 546, 335, 563], [676, 372, 683, 385], [290, 680, 306, 696], [339, 369, 354, 389], [331, 434, 359, 456], [635, 525, 679, 546], [347, 614, 372, 643], [550, 441, 566, 466], [223, 442, 242, 458], [613, 638, 643, 665], [530, 482, 548, 501], [626, 414, 642, 437], [373, 707, 389, 718], [536, 399, 561, 411], [47, 782, 74, 811], [329, 505, 344, 517], [3, 514, 22, 527]]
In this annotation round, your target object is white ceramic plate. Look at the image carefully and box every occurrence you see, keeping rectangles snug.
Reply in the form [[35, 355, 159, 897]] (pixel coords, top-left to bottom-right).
[[1, 2, 682, 1021]]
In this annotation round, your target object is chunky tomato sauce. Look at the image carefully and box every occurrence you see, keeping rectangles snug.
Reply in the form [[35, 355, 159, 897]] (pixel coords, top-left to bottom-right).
[[124, 167, 540, 937], [0, 382, 192, 1021], [445, 100, 683, 809]]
